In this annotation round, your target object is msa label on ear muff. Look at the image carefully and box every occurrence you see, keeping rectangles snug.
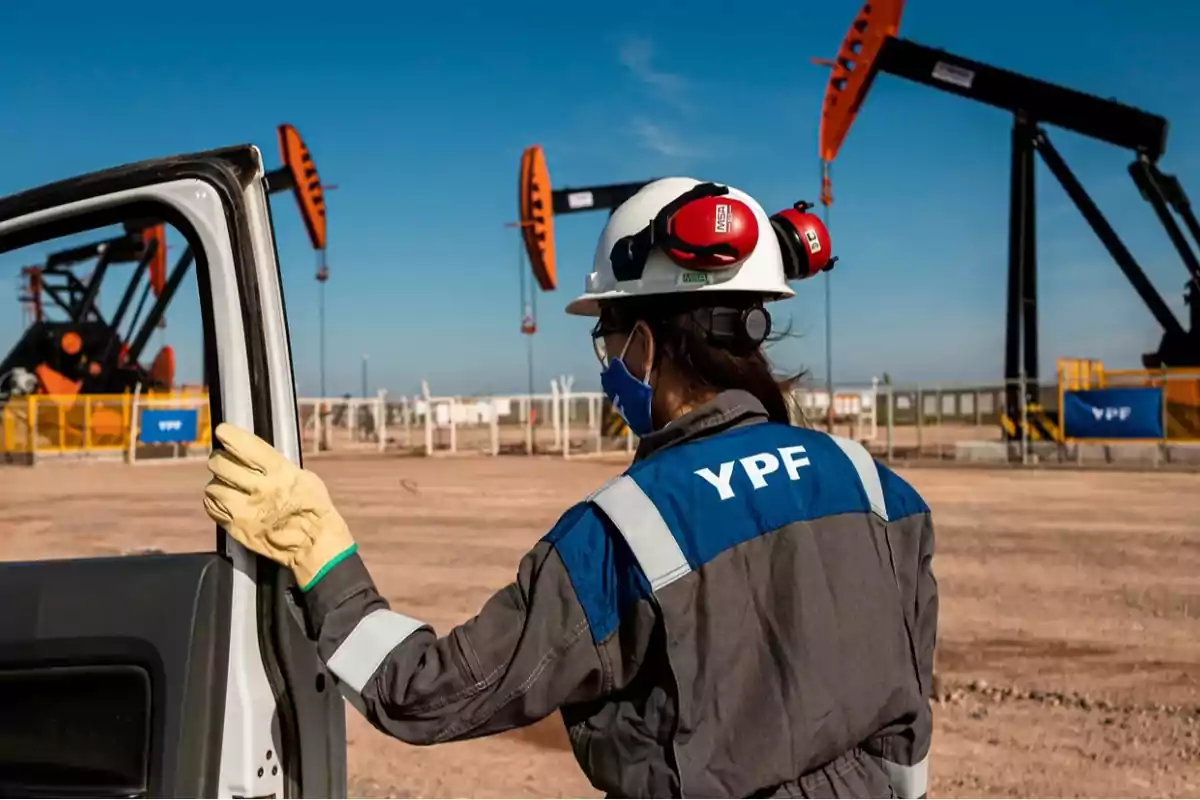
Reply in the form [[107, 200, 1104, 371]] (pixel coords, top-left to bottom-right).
[[679, 270, 712, 286], [805, 229, 822, 254], [714, 203, 731, 234]]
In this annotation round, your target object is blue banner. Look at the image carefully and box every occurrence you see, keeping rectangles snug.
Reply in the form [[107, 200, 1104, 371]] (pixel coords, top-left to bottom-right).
[[139, 408, 199, 444], [1062, 387, 1164, 440]]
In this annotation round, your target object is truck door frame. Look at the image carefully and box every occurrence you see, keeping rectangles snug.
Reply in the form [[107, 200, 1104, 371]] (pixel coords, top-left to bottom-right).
[[0, 146, 345, 797]]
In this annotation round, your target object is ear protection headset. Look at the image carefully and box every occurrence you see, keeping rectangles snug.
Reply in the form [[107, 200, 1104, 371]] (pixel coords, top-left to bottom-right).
[[609, 183, 836, 283], [597, 299, 773, 352], [606, 183, 835, 346], [694, 304, 773, 351], [770, 200, 837, 281]]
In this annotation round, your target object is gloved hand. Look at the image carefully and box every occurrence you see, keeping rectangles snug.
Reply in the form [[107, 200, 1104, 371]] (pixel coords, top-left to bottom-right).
[[204, 422, 356, 591]]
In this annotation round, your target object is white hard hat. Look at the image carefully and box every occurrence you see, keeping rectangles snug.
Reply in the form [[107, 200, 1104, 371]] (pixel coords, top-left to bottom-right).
[[565, 177, 796, 317]]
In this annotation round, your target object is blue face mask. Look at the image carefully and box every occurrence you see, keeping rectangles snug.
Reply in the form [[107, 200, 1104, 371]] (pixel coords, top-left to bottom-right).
[[600, 331, 655, 437]]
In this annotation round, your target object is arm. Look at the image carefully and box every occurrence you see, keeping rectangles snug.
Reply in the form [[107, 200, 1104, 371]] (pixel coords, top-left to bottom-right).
[[302, 504, 610, 744], [203, 423, 639, 745]]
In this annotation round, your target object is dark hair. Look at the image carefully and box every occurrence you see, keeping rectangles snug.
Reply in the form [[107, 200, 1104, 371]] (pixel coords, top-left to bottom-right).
[[600, 292, 805, 424]]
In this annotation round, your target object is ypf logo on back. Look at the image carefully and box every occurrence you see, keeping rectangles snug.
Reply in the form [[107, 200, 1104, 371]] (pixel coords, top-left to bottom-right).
[[695, 446, 811, 500], [158, 419, 184, 432]]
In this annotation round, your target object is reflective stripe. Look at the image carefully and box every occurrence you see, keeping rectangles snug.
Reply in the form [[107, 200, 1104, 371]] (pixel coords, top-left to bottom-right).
[[591, 474, 692, 592], [829, 434, 888, 521], [326, 608, 426, 694], [879, 755, 929, 799], [340, 682, 370, 720]]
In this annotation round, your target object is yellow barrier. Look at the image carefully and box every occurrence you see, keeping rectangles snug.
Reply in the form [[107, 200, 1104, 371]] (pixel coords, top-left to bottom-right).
[[1056, 359, 1200, 442], [0, 392, 211, 456], [602, 403, 629, 438], [1057, 357, 1105, 392], [999, 403, 1062, 442]]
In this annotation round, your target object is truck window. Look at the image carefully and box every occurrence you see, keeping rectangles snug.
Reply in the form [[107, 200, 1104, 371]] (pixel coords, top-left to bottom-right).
[[0, 217, 214, 561]]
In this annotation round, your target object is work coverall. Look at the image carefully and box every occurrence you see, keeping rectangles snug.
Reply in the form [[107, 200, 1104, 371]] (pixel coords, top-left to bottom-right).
[[301, 389, 938, 798]]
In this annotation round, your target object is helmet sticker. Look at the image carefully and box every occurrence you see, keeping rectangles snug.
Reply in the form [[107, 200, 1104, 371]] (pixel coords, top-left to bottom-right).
[[805, 228, 822, 254], [714, 203, 731, 234], [678, 270, 713, 286]]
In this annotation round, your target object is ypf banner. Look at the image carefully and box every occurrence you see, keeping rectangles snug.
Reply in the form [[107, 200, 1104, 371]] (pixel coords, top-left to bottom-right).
[[1061, 387, 1164, 440], [139, 408, 200, 445]]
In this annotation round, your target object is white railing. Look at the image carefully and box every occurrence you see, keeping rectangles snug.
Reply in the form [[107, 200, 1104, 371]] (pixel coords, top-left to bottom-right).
[[407, 377, 633, 458], [297, 379, 633, 458], [296, 377, 879, 459], [297, 391, 391, 455], [791, 378, 880, 443]]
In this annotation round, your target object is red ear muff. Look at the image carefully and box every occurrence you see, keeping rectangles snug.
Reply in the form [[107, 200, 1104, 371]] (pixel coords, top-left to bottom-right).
[[662, 194, 759, 270], [770, 201, 834, 280], [609, 183, 760, 282]]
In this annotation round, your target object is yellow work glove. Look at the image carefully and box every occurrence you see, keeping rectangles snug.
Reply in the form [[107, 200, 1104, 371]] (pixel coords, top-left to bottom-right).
[[204, 422, 356, 591]]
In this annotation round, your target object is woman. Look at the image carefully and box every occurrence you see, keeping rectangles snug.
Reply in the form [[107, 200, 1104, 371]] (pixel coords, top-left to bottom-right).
[[204, 178, 937, 799]]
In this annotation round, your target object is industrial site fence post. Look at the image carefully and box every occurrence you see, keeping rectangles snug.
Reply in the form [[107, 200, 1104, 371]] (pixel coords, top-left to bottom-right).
[[367, 378, 635, 459], [297, 391, 390, 456]]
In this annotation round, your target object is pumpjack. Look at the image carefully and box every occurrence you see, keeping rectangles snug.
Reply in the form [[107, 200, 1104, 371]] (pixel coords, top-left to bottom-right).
[[6, 221, 178, 398], [515, 145, 656, 440], [1, 123, 329, 401], [516, 144, 655, 334], [815, 0, 1200, 446], [517, 144, 655, 299]]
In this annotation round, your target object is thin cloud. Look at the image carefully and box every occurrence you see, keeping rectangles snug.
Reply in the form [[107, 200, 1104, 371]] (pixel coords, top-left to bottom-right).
[[615, 37, 708, 160], [617, 37, 690, 112], [630, 118, 708, 160]]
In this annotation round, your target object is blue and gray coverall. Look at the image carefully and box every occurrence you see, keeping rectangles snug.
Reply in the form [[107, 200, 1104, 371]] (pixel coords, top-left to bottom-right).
[[299, 389, 938, 798]]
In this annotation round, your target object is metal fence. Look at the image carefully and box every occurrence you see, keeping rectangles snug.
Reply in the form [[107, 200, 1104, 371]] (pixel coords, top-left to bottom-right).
[[4, 368, 1198, 469], [869, 371, 1200, 467], [298, 381, 638, 459], [0, 390, 212, 465]]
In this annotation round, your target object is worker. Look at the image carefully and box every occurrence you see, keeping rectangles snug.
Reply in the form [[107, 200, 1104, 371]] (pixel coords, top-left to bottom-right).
[[204, 178, 937, 799]]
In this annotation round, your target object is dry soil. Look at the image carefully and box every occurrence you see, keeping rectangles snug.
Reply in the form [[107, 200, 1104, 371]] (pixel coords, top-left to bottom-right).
[[1, 455, 1198, 798]]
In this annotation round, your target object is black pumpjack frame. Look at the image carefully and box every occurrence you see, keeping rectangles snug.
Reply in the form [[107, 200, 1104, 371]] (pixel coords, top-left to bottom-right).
[[871, 36, 1200, 448], [549, 180, 653, 219], [23, 227, 196, 387], [31, 170, 304, 390]]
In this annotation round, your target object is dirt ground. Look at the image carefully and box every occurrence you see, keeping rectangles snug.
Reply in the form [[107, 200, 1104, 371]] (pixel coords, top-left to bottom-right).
[[2, 455, 1198, 798]]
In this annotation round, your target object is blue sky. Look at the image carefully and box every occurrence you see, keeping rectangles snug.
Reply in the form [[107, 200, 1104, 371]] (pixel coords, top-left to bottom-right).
[[2, 0, 1198, 397]]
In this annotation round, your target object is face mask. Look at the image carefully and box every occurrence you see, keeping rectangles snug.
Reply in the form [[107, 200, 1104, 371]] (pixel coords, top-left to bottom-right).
[[600, 330, 655, 437]]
